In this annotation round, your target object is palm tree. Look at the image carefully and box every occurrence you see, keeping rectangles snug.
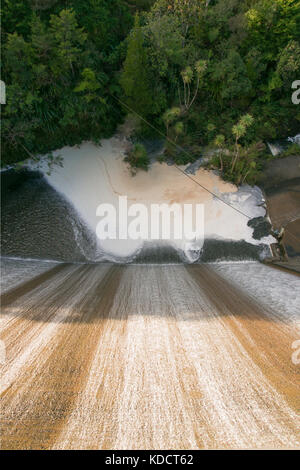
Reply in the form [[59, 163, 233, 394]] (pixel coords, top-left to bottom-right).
[[231, 114, 254, 174]]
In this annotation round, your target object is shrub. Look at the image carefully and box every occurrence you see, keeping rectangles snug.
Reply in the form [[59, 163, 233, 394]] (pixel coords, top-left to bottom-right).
[[125, 143, 150, 172]]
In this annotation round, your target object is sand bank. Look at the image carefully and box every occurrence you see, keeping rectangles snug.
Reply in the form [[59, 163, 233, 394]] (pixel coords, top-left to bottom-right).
[[40, 138, 274, 260]]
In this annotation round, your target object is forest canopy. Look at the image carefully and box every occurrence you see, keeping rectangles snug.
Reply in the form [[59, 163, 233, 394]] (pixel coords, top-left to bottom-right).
[[2, 0, 300, 184]]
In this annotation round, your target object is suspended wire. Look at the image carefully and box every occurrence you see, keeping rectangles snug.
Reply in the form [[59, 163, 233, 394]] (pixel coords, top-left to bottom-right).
[[109, 93, 253, 219], [107, 89, 300, 243]]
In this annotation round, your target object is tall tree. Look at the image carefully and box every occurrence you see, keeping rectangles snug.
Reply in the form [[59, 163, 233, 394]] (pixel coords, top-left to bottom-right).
[[49, 9, 87, 75], [120, 14, 155, 117]]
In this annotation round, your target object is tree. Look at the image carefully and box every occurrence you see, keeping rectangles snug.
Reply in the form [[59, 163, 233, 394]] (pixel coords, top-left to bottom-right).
[[231, 114, 254, 173], [145, 13, 186, 79], [49, 9, 87, 75], [74, 68, 101, 103], [162, 107, 181, 136], [277, 40, 300, 81], [31, 15, 53, 61], [2, 0, 299, 174], [179, 60, 207, 112], [125, 143, 149, 172], [30, 0, 57, 11], [4, 33, 33, 84], [214, 134, 225, 172], [150, 0, 202, 39], [120, 14, 155, 117], [211, 50, 252, 105], [2, 2, 133, 166]]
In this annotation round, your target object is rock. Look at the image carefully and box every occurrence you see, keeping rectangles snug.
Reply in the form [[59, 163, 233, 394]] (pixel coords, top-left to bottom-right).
[[200, 238, 269, 262], [247, 216, 272, 240], [184, 158, 204, 175]]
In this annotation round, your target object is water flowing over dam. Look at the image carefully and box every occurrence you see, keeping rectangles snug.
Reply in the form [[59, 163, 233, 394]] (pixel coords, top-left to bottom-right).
[[1, 258, 299, 449]]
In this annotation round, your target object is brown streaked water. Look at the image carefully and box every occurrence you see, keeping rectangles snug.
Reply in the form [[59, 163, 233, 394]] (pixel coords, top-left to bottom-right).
[[1, 262, 299, 450]]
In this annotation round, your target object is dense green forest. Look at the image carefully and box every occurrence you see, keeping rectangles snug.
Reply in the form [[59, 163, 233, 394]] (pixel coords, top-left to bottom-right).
[[2, 0, 300, 184]]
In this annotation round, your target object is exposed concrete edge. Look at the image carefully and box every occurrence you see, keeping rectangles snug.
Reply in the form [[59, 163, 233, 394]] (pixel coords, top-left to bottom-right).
[[261, 260, 300, 277]]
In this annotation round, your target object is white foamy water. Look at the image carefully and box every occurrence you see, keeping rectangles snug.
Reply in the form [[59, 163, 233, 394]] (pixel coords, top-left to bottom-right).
[[35, 138, 274, 261], [212, 262, 300, 328], [0, 258, 58, 293]]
